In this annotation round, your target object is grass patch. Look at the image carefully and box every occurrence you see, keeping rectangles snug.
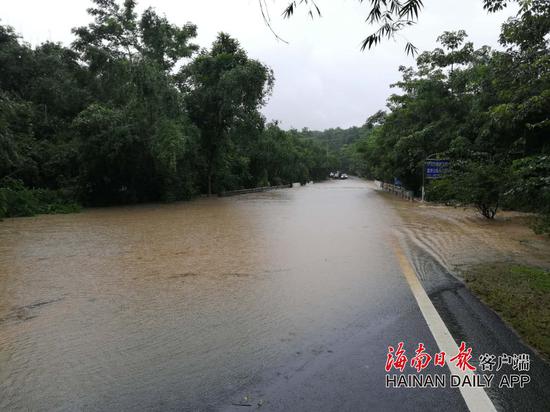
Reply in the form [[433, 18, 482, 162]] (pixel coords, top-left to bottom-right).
[[463, 263, 550, 360]]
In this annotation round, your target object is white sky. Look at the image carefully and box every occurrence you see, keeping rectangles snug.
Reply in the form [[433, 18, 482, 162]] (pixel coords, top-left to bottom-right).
[[0, 0, 517, 130]]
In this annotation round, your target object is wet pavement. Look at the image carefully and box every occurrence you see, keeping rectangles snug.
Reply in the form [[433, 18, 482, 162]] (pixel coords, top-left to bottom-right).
[[0, 178, 548, 411]]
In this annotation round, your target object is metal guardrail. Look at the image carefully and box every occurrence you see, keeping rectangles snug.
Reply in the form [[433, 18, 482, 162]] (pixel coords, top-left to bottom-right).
[[219, 183, 293, 197], [379, 182, 414, 201]]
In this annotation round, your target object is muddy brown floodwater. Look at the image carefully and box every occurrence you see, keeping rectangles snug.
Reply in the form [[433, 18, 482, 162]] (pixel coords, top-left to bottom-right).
[[385, 192, 550, 275], [1, 179, 410, 411]]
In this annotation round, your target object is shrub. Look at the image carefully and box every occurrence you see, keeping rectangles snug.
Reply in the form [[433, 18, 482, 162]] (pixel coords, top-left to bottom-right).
[[0, 178, 80, 219], [425, 178, 457, 205]]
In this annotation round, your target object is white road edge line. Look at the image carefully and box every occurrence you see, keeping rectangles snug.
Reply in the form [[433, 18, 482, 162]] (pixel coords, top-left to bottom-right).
[[392, 235, 497, 412]]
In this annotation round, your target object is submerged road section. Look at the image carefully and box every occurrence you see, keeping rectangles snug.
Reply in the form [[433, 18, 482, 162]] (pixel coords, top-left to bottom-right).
[[0, 178, 547, 411]]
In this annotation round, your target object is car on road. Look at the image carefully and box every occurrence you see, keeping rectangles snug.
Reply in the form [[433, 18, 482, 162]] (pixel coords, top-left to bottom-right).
[[340, 173, 348, 179]]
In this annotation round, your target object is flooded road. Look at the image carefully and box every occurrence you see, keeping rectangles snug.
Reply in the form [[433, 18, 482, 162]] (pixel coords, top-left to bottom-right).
[[1, 179, 547, 411], [0, 179, 434, 411]]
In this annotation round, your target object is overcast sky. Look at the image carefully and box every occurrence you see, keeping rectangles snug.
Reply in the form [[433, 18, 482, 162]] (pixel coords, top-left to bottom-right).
[[0, 0, 517, 130]]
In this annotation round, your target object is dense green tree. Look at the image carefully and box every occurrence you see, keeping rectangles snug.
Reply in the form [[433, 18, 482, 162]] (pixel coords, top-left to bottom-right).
[[179, 33, 274, 194], [508, 155, 550, 233], [70, 0, 200, 204]]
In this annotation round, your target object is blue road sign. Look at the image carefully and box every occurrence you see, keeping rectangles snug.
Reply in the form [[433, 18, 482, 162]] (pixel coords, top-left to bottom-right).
[[425, 159, 449, 179]]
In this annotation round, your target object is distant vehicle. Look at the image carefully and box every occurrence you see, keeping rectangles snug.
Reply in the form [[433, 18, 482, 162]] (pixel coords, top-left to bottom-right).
[[340, 173, 348, 179], [329, 172, 335, 178]]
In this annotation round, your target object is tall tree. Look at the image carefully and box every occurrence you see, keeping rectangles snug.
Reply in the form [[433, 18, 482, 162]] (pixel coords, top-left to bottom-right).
[[179, 33, 274, 195], [71, 0, 200, 204]]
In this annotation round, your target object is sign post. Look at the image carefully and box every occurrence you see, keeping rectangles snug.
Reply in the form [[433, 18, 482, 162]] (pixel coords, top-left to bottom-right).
[[422, 157, 449, 202]]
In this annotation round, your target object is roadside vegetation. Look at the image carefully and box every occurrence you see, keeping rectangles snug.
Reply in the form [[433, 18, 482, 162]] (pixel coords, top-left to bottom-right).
[[0, 0, 330, 218], [463, 263, 550, 360], [338, 2, 550, 233]]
